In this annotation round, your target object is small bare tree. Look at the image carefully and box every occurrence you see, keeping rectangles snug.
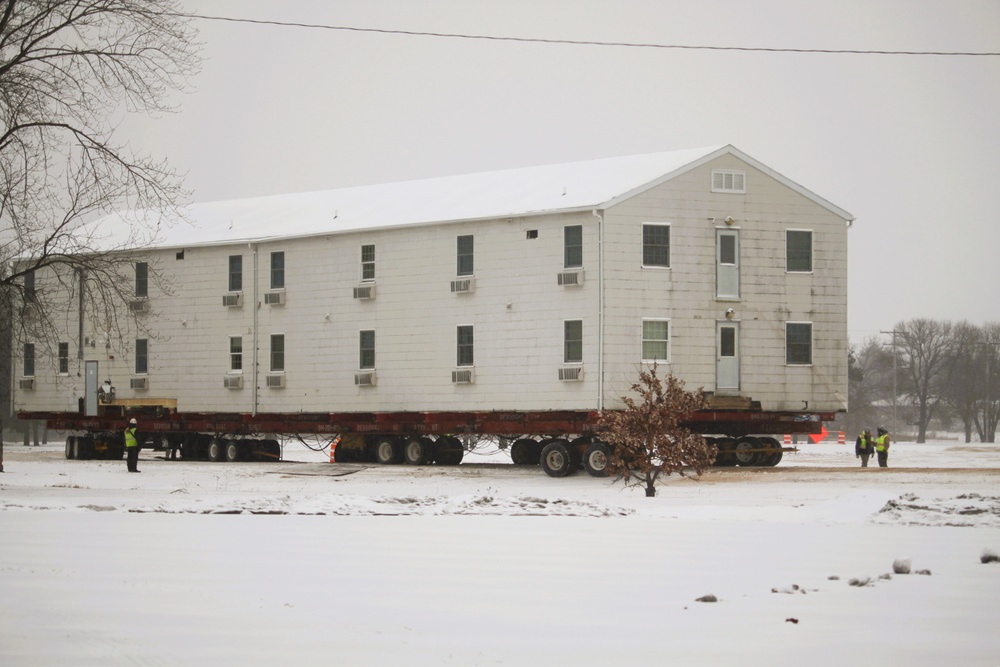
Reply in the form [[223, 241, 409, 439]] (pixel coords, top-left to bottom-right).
[[895, 318, 955, 442], [599, 365, 715, 497]]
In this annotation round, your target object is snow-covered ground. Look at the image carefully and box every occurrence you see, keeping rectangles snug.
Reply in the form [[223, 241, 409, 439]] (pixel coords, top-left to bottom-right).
[[2, 439, 999, 666]]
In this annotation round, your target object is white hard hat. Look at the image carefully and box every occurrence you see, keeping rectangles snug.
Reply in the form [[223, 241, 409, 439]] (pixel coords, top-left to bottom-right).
[[129, 418, 137, 425]]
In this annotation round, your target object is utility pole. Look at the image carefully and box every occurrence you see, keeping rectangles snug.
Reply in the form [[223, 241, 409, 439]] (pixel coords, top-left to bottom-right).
[[881, 330, 901, 436]]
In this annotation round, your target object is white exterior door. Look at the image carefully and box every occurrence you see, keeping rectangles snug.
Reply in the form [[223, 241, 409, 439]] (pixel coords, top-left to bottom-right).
[[717, 229, 740, 299], [717, 322, 740, 392]]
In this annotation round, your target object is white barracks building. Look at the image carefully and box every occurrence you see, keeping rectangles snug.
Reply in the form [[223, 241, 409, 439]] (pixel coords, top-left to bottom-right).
[[14, 145, 853, 418]]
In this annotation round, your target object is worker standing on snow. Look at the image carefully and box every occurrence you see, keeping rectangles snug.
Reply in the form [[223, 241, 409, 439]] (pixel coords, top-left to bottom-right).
[[855, 428, 874, 467], [125, 418, 141, 473], [875, 426, 891, 468]]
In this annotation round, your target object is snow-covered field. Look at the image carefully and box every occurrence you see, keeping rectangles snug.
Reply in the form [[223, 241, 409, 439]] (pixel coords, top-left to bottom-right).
[[2, 439, 999, 666]]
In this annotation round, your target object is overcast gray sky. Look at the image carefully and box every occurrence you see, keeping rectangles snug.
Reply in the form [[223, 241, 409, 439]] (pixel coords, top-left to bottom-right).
[[120, 0, 1000, 343]]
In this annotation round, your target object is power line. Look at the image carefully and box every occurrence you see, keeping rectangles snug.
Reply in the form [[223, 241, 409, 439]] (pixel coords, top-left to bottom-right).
[[175, 13, 1000, 57]]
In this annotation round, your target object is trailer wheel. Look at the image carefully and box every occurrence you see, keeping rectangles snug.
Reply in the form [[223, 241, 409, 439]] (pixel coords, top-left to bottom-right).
[[540, 440, 574, 477], [713, 438, 737, 466], [225, 440, 242, 462], [583, 441, 610, 477], [759, 437, 783, 466], [510, 439, 538, 465], [373, 437, 403, 464], [403, 437, 433, 465], [65, 436, 76, 460], [207, 437, 224, 462], [734, 437, 762, 466], [435, 436, 464, 465]]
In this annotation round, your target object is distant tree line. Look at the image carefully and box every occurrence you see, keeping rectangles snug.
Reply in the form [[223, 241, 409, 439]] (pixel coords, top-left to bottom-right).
[[846, 319, 1000, 443]]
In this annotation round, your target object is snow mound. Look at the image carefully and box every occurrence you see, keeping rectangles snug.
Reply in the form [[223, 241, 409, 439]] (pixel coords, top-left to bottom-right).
[[872, 493, 1000, 527]]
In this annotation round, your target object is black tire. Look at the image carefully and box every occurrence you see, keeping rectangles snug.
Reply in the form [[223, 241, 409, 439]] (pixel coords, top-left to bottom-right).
[[540, 440, 574, 477], [583, 441, 611, 477], [373, 437, 403, 464], [759, 437, 783, 466], [713, 437, 737, 466], [510, 439, 538, 465], [225, 440, 242, 462], [207, 437, 224, 462], [734, 436, 762, 466], [435, 436, 464, 465], [65, 436, 76, 460], [76, 437, 92, 460], [403, 437, 433, 465]]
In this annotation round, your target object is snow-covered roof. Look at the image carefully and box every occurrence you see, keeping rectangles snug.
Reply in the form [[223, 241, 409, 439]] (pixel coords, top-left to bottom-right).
[[106, 144, 854, 249]]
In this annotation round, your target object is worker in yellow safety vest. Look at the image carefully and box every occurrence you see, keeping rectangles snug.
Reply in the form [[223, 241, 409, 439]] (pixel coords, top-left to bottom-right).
[[875, 426, 891, 468], [125, 418, 141, 473], [855, 429, 874, 467]]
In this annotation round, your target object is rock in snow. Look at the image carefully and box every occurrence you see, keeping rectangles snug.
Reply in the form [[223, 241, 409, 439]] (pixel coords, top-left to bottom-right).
[[695, 594, 718, 603], [893, 558, 912, 574], [982, 548, 999, 564]]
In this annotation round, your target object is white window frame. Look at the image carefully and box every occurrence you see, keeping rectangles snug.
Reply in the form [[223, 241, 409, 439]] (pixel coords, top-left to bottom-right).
[[564, 319, 583, 364], [456, 325, 474, 367], [270, 334, 285, 372], [564, 225, 583, 269], [711, 169, 746, 194], [785, 229, 813, 273], [228, 255, 242, 292], [785, 321, 813, 366], [270, 251, 285, 290], [641, 318, 671, 363], [229, 336, 243, 372], [359, 330, 376, 370], [641, 222, 671, 269], [58, 342, 69, 375], [135, 338, 148, 375], [135, 262, 148, 298], [23, 342, 35, 377], [456, 235, 474, 277], [360, 244, 375, 283]]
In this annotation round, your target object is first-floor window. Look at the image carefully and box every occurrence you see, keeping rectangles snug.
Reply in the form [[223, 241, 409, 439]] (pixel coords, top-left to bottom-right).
[[457, 325, 474, 367], [230, 336, 243, 371], [786, 322, 812, 365], [23, 343, 35, 376], [564, 320, 583, 363], [360, 330, 375, 369], [641, 319, 670, 362], [270, 334, 285, 372], [135, 339, 148, 374], [58, 342, 69, 374]]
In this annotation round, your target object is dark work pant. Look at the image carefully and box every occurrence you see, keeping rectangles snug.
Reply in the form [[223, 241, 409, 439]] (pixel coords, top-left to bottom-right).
[[877, 450, 888, 468], [859, 451, 871, 467], [127, 445, 140, 471]]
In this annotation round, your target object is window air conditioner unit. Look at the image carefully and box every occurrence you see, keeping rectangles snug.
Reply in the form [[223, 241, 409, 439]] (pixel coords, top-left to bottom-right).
[[558, 270, 584, 286], [222, 293, 243, 308], [129, 299, 148, 313], [450, 278, 475, 294], [264, 291, 285, 306], [559, 366, 583, 381], [224, 375, 244, 389], [19, 378, 35, 390], [130, 377, 148, 390], [266, 374, 286, 388], [354, 371, 377, 387], [452, 368, 475, 384], [353, 284, 376, 300]]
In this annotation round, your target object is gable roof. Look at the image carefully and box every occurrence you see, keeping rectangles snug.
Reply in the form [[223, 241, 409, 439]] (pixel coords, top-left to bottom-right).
[[106, 144, 853, 249]]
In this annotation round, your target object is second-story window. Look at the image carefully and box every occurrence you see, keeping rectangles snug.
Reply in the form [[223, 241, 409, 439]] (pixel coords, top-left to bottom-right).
[[564, 225, 583, 268], [642, 223, 670, 268], [270, 251, 285, 289], [786, 230, 813, 272], [23, 270, 36, 303], [135, 262, 148, 298], [361, 244, 375, 282], [457, 235, 474, 276], [229, 255, 242, 291]]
